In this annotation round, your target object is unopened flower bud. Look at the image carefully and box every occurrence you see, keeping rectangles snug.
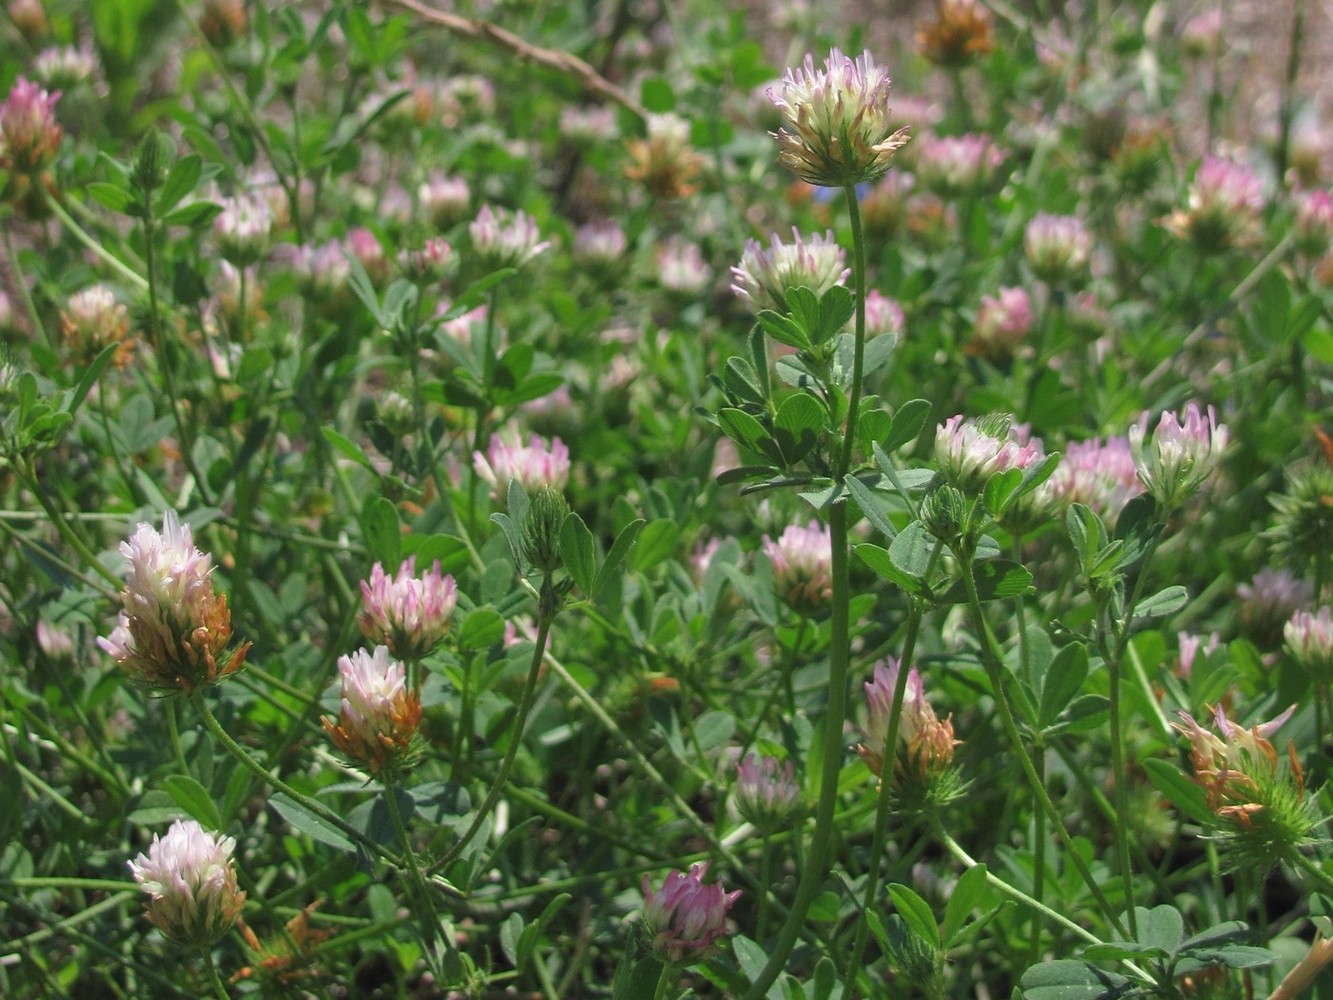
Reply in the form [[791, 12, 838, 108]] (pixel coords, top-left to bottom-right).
[[521, 487, 570, 574], [133, 129, 175, 193], [1285, 607, 1333, 685]]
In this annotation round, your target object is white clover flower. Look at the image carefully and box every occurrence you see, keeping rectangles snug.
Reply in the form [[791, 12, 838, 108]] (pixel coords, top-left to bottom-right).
[[767, 48, 910, 186], [731, 228, 848, 314], [128, 819, 245, 945], [358, 557, 458, 660], [1128, 402, 1228, 512], [323, 646, 422, 774], [98, 511, 247, 692], [469, 204, 550, 270]]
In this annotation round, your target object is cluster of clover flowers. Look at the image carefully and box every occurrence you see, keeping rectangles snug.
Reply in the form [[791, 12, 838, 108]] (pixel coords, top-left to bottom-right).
[[74, 36, 1333, 992]]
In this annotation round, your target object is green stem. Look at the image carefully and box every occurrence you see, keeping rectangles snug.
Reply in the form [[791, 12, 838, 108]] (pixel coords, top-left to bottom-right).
[[931, 816, 1102, 947], [758, 830, 774, 941], [740, 503, 853, 1000], [189, 691, 402, 865], [1, 220, 51, 347], [1030, 732, 1047, 965], [22, 465, 121, 591], [42, 190, 148, 291], [432, 588, 556, 872], [166, 699, 190, 775], [1291, 850, 1333, 897], [844, 605, 924, 994], [837, 184, 868, 479], [201, 946, 230, 1000], [959, 557, 1126, 937], [652, 961, 676, 1000], [383, 774, 446, 971]]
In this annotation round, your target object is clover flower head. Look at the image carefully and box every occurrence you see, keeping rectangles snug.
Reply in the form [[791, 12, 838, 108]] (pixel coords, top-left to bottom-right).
[[418, 171, 471, 228], [128, 819, 246, 945], [1285, 607, 1333, 685], [762, 520, 833, 614], [859, 658, 958, 791], [60, 283, 134, 366], [0, 76, 61, 172], [212, 191, 273, 266], [474, 432, 571, 503], [1294, 189, 1333, 257], [657, 237, 711, 294], [98, 511, 248, 692], [766, 48, 910, 186], [916, 133, 1006, 197], [625, 113, 703, 199], [734, 753, 801, 830], [969, 287, 1032, 360], [934, 413, 1032, 493], [916, 0, 995, 68], [32, 45, 100, 92], [469, 204, 550, 270], [1165, 155, 1266, 252], [358, 557, 458, 660], [731, 228, 848, 314], [641, 863, 741, 965], [1049, 436, 1142, 526], [1024, 213, 1092, 285], [323, 646, 422, 774], [1128, 402, 1228, 512], [398, 236, 454, 283], [572, 218, 628, 267]]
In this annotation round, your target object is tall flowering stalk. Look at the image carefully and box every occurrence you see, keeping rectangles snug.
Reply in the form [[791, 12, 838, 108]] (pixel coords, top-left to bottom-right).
[[743, 49, 906, 1000]]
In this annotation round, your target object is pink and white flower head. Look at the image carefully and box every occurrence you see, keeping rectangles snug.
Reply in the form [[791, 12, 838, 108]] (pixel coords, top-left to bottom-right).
[[1024, 213, 1092, 285], [1049, 436, 1142, 526], [212, 191, 273, 266], [861, 289, 905, 338], [32, 45, 100, 93], [0, 76, 61, 172], [766, 47, 910, 186], [934, 413, 1034, 494], [98, 511, 249, 692], [1180, 9, 1223, 58], [397, 236, 454, 283], [1127, 402, 1228, 512], [641, 862, 741, 965], [291, 239, 351, 301], [559, 104, 618, 144], [128, 819, 245, 946], [572, 218, 628, 268], [1239, 568, 1314, 644], [322, 646, 423, 775], [731, 228, 849, 315], [469, 204, 550, 271], [345, 227, 389, 284], [474, 432, 571, 504], [1164, 155, 1266, 252], [734, 752, 801, 830], [656, 237, 711, 294], [762, 520, 833, 614], [1293, 189, 1333, 257], [916, 133, 1006, 197], [358, 557, 457, 660], [418, 171, 471, 229], [60, 283, 133, 366], [1285, 606, 1333, 684], [969, 287, 1032, 360], [859, 657, 957, 785]]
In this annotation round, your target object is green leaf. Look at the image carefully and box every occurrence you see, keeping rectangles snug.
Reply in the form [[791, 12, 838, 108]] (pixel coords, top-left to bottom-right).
[[887, 883, 939, 948], [1141, 757, 1212, 827], [845, 474, 897, 541], [65, 343, 120, 417], [732, 934, 769, 986], [162, 775, 222, 830], [613, 956, 665, 1000], [629, 519, 679, 572], [813, 285, 855, 345], [458, 608, 505, 651], [808, 890, 841, 921], [811, 957, 837, 1000], [883, 399, 931, 453], [1038, 642, 1089, 729], [888, 521, 934, 581], [774, 392, 826, 463], [694, 710, 735, 751], [640, 76, 676, 112], [590, 519, 645, 600], [1131, 586, 1188, 621], [723, 356, 766, 405], [499, 911, 524, 966], [322, 427, 376, 471], [270, 794, 354, 852], [1018, 960, 1135, 999], [755, 309, 812, 350], [983, 468, 1024, 517], [156, 153, 202, 215], [940, 559, 1033, 603], [361, 496, 402, 567], [941, 863, 993, 946], [718, 407, 778, 461], [517, 893, 572, 969], [1135, 904, 1183, 953], [559, 513, 596, 595], [1179, 944, 1275, 970], [86, 181, 134, 213], [854, 542, 923, 595]]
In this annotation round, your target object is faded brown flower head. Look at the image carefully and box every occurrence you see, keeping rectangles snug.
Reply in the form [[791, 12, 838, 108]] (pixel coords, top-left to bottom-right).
[[917, 0, 995, 68], [625, 113, 703, 199]]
